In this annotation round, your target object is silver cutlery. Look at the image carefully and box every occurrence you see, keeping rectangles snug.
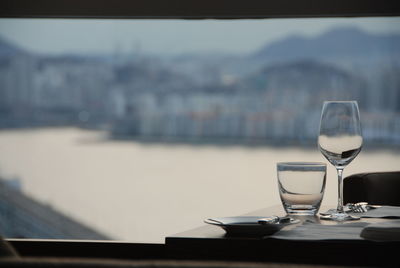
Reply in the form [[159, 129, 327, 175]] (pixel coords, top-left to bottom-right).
[[320, 202, 380, 216], [346, 202, 379, 213], [348, 202, 368, 213], [258, 216, 291, 224]]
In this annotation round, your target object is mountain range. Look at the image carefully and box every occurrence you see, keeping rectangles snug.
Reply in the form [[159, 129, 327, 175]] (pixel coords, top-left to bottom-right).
[[253, 27, 400, 63], [1, 27, 400, 62], [0, 36, 25, 58]]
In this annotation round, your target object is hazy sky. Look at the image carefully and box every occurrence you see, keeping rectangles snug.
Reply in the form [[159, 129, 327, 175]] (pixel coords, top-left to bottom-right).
[[0, 17, 399, 56]]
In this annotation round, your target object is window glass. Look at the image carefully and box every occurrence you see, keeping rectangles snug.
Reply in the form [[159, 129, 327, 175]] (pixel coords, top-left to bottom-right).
[[0, 17, 399, 242]]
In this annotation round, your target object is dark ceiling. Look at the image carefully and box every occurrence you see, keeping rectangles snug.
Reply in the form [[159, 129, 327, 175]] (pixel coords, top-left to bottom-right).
[[0, 0, 399, 19]]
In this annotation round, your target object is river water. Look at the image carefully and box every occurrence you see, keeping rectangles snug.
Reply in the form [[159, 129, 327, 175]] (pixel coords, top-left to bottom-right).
[[0, 127, 399, 242]]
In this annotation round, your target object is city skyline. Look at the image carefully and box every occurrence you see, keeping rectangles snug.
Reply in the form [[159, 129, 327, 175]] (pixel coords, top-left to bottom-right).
[[0, 17, 400, 56], [1, 26, 399, 145]]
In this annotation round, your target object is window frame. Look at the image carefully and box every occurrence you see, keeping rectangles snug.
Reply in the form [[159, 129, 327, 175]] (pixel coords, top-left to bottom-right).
[[1, 0, 400, 260], [0, 0, 399, 19]]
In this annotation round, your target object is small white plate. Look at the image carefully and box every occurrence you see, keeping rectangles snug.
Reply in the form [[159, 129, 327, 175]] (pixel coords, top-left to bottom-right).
[[205, 216, 299, 236]]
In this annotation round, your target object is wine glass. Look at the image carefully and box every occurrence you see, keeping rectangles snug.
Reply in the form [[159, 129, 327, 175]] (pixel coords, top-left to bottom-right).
[[318, 101, 362, 221]]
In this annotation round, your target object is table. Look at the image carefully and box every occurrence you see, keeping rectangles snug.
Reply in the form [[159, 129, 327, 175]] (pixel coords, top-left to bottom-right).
[[166, 206, 400, 267]]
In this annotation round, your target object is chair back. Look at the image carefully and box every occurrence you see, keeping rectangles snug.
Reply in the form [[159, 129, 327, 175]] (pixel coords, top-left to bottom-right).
[[344, 172, 400, 206]]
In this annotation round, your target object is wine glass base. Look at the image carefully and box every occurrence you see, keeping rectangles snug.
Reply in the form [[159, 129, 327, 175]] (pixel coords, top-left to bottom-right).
[[320, 211, 360, 221]]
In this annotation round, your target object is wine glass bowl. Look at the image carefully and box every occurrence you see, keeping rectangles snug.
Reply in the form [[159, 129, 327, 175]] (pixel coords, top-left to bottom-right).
[[318, 101, 362, 221], [318, 135, 362, 167]]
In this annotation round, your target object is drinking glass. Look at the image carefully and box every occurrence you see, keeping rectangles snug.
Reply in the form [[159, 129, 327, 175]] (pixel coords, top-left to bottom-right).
[[277, 162, 326, 216], [318, 101, 362, 221]]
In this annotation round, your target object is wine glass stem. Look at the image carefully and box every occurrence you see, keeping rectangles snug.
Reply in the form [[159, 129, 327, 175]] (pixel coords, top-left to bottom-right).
[[336, 167, 344, 213]]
